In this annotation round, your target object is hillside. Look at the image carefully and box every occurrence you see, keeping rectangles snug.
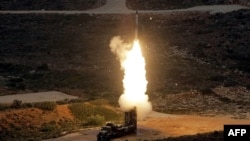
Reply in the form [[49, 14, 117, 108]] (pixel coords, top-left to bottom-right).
[[0, 105, 75, 140], [0, 100, 122, 141], [0, 10, 249, 121], [0, 10, 249, 91], [0, 1, 249, 140]]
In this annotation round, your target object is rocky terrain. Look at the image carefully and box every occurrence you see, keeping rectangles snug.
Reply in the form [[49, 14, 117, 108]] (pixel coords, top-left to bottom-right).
[[152, 87, 250, 119], [139, 9, 250, 119], [0, 9, 249, 112], [0, 1, 249, 140]]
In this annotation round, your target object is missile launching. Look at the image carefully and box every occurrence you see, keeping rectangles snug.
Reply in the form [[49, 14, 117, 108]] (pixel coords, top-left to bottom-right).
[[135, 10, 139, 39]]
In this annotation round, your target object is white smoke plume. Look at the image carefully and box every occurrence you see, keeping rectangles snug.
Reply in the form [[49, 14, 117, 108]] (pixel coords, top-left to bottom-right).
[[109, 36, 131, 64], [109, 36, 152, 120]]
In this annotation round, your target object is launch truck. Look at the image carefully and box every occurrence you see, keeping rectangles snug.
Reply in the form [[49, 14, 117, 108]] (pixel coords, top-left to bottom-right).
[[97, 107, 137, 141]]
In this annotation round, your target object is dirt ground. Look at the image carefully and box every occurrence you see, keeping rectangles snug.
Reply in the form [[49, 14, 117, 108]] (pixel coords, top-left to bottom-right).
[[44, 111, 250, 141], [0, 105, 74, 129], [0, 104, 76, 141], [139, 111, 250, 137], [113, 111, 250, 140]]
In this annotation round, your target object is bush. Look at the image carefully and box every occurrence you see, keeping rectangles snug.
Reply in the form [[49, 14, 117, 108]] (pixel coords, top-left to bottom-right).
[[11, 99, 22, 109], [69, 103, 94, 121], [34, 102, 56, 111], [56, 98, 87, 105], [85, 115, 105, 125], [88, 99, 109, 105], [21, 103, 34, 108], [56, 99, 69, 105], [39, 122, 57, 132], [0, 103, 9, 111], [94, 106, 120, 120], [69, 103, 121, 124]]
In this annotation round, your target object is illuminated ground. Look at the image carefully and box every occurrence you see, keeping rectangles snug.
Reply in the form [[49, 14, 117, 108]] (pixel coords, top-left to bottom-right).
[[43, 111, 250, 141]]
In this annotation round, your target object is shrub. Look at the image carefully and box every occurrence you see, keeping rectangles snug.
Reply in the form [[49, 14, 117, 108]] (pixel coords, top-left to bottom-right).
[[22, 103, 34, 108], [0, 103, 9, 111], [39, 123, 57, 132], [56, 99, 69, 105], [69, 103, 121, 124], [34, 102, 56, 111], [56, 98, 86, 105], [88, 99, 109, 105], [85, 115, 105, 125], [69, 103, 94, 121], [11, 100, 22, 109], [94, 106, 120, 120]]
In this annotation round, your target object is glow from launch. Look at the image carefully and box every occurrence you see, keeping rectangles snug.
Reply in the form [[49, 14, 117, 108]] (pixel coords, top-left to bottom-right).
[[120, 40, 148, 107], [110, 38, 152, 120]]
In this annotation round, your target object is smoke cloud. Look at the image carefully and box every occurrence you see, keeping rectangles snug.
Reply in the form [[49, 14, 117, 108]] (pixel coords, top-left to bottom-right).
[[109, 36, 131, 65], [109, 36, 152, 120]]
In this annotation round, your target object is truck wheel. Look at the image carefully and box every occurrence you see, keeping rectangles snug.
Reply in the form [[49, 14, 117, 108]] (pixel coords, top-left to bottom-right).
[[104, 136, 111, 141]]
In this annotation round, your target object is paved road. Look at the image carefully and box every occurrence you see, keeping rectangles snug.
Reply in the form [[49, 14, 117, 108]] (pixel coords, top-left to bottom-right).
[[87, 0, 133, 13], [0, 91, 78, 104], [0, 0, 249, 14], [44, 126, 163, 141], [44, 129, 99, 141]]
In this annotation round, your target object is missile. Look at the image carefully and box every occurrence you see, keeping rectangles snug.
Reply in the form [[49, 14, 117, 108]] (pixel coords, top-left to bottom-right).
[[135, 10, 139, 39]]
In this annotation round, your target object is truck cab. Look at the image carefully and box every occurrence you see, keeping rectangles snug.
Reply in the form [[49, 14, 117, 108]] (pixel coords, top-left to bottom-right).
[[97, 126, 112, 141]]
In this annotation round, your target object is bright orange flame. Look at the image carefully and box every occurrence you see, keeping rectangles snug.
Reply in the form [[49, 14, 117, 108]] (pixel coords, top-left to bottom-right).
[[119, 40, 151, 119]]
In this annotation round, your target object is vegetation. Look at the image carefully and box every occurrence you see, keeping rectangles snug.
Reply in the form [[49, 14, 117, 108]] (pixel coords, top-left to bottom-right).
[[0, 0, 106, 10], [10, 99, 22, 109], [40, 122, 58, 132], [0, 103, 9, 111], [86, 114, 105, 125], [0, 100, 119, 140], [1, 10, 249, 98], [0, 98, 89, 111], [34, 101, 57, 111], [0, 105, 71, 140], [69, 103, 121, 125], [0, 5, 249, 140]]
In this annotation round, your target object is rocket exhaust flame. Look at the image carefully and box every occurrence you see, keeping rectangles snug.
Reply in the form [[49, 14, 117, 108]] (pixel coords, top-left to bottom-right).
[[110, 37, 152, 120]]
